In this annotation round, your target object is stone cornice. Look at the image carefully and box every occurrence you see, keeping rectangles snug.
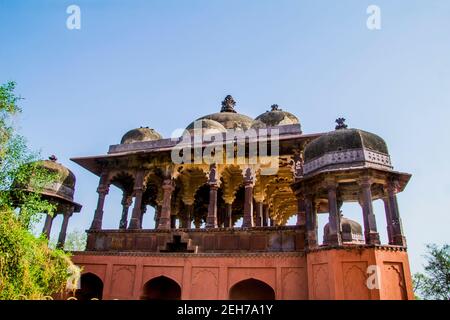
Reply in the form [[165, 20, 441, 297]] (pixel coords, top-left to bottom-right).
[[306, 244, 407, 253], [86, 225, 304, 234], [71, 250, 306, 258]]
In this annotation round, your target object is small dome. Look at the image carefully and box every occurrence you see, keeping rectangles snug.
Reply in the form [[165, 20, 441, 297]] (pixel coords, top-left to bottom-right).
[[121, 127, 162, 144], [303, 119, 391, 175], [185, 119, 227, 135], [254, 104, 300, 128], [16, 155, 77, 204], [305, 128, 388, 161], [194, 95, 254, 130], [323, 215, 364, 245], [38, 155, 76, 189]]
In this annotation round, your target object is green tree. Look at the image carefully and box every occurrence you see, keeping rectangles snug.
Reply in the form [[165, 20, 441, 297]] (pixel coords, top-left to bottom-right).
[[0, 81, 73, 299], [49, 230, 87, 251], [413, 244, 450, 300]]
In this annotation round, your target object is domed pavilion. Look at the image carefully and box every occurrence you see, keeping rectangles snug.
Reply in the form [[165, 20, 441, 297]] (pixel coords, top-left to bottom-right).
[[68, 97, 413, 300], [16, 155, 82, 248]]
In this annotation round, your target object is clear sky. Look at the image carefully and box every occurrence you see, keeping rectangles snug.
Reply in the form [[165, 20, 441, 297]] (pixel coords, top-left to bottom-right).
[[1, 0, 449, 274]]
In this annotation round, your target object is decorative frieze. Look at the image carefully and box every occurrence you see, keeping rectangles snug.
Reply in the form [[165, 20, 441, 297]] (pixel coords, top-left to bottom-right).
[[303, 148, 392, 175]]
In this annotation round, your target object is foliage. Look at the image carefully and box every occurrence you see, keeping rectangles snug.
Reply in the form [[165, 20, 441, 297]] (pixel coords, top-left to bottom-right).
[[0, 81, 73, 299], [63, 230, 87, 251], [0, 209, 71, 299], [413, 244, 450, 300], [48, 230, 87, 252]]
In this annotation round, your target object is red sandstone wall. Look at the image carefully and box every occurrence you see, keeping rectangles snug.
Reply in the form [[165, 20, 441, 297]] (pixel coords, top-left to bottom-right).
[[306, 247, 413, 300], [72, 247, 413, 300], [71, 253, 308, 300]]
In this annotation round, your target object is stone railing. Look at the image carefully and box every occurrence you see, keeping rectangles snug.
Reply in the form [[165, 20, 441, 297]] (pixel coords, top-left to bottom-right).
[[303, 148, 392, 175], [85, 226, 305, 253]]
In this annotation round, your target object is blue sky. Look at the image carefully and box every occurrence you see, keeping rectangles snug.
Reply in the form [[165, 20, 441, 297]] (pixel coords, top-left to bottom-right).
[[1, 0, 449, 274]]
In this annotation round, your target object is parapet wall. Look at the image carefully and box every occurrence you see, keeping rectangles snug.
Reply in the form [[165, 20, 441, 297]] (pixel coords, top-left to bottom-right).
[[86, 226, 305, 253]]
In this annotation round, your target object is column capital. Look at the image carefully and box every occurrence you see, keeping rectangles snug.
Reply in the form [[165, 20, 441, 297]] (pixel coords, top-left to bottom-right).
[[253, 195, 265, 203], [243, 167, 255, 186], [97, 184, 109, 194], [162, 179, 175, 191], [208, 183, 219, 190], [207, 163, 221, 186], [182, 197, 195, 206], [324, 177, 338, 190], [63, 210, 73, 218], [223, 196, 235, 205], [385, 179, 400, 194], [121, 194, 133, 207], [358, 176, 374, 187]]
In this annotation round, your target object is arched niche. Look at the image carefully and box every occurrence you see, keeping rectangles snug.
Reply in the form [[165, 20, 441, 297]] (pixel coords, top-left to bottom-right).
[[229, 278, 275, 300], [75, 272, 104, 300], [141, 276, 181, 300]]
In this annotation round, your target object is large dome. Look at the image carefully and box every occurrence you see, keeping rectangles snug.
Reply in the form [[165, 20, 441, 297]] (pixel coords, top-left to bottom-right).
[[194, 95, 254, 130], [121, 127, 162, 144], [253, 104, 300, 129], [303, 119, 391, 175]]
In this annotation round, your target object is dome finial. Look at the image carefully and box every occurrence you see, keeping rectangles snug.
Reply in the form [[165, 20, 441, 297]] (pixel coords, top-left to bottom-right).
[[270, 104, 281, 111], [49, 155, 58, 162], [220, 95, 237, 113], [335, 117, 348, 130]]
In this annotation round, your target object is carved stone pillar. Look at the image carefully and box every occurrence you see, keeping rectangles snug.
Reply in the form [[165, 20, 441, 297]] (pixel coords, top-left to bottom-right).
[[42, 213, 54, 239], [128, 170, 145, 230], [224, 202, 233, 228], [296, 196, 306, 226], [254, 201, 263, 227], [57, 209, 73, 249], [90, 172, 110, 230], [119, 194, 132, 229], [358, 178, 380, 245], [182, 204, 193, 228], [242, 168, 254, 228], [305, 195, 318, 248], [154, 204, 162, 229], [387, 181, 407, 246], [326, 182, 342, 245], [263, 204, 269, 227], [206, 184, 218, 228], [158, 179, 174, 230], [170, 215, 177, 229], [382, 196, 394, 244], [206, 164, 219, 229], [218, 206, 226, 228], [140, 204, 147, 229], [194, 218, 202, 229]]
